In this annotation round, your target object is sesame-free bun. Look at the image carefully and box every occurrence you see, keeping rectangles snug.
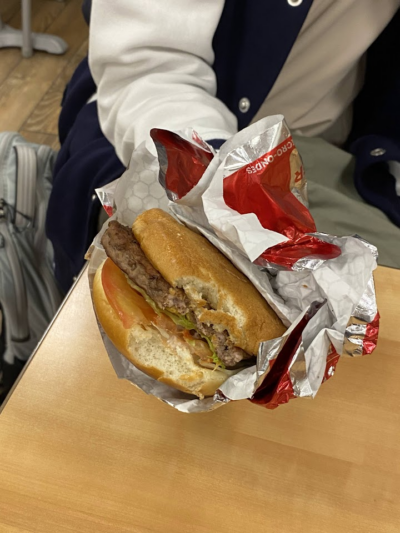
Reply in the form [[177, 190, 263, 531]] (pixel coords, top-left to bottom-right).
[[132, 209, 285, 355], [93, 262, 232, 398]]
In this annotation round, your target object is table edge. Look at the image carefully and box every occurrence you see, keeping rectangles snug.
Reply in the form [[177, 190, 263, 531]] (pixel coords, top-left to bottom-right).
[[0, 264, 88, 414]]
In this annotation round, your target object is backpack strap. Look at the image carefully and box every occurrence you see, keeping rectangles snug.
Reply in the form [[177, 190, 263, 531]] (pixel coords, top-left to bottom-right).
[[14, 144, 37, 229]]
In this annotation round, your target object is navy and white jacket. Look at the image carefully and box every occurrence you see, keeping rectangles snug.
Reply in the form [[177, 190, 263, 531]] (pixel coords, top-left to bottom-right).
[[47, 0, 400, 291]]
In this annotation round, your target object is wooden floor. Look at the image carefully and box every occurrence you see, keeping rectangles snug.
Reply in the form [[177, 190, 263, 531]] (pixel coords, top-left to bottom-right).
[[0, 0, 89, 150]]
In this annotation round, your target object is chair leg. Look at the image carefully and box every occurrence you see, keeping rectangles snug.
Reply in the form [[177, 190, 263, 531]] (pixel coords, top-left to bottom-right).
[[0, 1, 68, 57], [21, 0, 33, 57]]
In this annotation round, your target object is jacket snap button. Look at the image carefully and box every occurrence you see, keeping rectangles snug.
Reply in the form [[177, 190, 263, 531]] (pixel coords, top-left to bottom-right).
[[238, 97, 251, 113], [370, 148, 386, 157]]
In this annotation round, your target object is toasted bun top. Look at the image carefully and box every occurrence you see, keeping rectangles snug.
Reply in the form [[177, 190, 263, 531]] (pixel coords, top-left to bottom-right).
[[93, 261, 231, 398], [132, 209, 285, 355]]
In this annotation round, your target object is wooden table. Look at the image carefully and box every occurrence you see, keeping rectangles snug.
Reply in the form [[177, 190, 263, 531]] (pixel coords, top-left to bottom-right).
[[0, 266, 399, 533]]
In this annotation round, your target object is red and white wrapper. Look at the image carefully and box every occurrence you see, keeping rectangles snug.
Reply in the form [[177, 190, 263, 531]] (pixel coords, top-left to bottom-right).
[[87, 115, 379, 413]]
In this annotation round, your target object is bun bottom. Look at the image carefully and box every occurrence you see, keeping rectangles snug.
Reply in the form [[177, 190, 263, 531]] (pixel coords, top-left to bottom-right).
[[93, 263, 230, 398]]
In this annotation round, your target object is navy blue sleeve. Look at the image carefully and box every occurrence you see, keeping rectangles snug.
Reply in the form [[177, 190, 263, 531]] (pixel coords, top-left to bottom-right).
[[47, 58, 125, 292], [348, 9, 400, 227], [82, 0, 91, 25], [351, 136, 400, 227]]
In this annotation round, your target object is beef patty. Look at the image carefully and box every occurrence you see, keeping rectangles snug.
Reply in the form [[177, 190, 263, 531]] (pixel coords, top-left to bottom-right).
[[102, 220, 190, 314]]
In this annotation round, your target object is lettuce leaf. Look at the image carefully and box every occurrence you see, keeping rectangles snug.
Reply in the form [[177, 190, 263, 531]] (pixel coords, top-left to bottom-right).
[[203, 336, 225, 368], [126, 278, 225, 368], [163, 309, 196, 330]]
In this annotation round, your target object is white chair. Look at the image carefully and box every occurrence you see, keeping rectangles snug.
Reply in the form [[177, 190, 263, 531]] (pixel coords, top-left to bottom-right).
[[0, 0, 68, 57]]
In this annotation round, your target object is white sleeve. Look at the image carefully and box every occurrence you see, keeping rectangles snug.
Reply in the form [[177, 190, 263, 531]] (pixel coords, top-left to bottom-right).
[[88, 0, 237, 165]]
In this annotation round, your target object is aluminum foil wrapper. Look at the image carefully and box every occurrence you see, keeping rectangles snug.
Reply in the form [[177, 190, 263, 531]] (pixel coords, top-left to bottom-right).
[[95, 180, 119, 217], [87, 116, 379, 413]]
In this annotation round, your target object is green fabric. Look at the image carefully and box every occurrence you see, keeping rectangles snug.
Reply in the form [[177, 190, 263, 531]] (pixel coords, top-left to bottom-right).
[[293, 135, 400, 269]]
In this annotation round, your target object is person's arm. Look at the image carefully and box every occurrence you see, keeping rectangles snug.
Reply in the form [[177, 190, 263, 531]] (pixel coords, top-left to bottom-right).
[[89, 0, 237, 165]]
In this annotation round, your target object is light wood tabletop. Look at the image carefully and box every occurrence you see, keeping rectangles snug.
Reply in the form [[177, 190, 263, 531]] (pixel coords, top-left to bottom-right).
[[0, 265, 399, 533]]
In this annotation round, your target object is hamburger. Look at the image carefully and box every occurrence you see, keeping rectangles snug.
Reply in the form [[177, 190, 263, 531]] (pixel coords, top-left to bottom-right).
[[93, 209, 285, 398]]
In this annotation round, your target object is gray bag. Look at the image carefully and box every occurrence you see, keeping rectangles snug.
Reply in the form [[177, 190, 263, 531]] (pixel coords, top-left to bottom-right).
[[0, 132, 64, 369]]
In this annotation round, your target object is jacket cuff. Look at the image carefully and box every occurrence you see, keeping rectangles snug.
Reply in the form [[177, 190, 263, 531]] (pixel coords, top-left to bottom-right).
[[350, 134, 400, 227]]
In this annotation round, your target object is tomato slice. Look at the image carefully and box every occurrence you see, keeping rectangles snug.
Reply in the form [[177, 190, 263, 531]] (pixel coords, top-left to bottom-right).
[[102, 258, 157, 329]]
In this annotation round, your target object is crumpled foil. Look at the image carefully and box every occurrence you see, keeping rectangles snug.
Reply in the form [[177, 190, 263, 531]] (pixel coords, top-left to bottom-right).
[[88, 116, 379, 413]]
